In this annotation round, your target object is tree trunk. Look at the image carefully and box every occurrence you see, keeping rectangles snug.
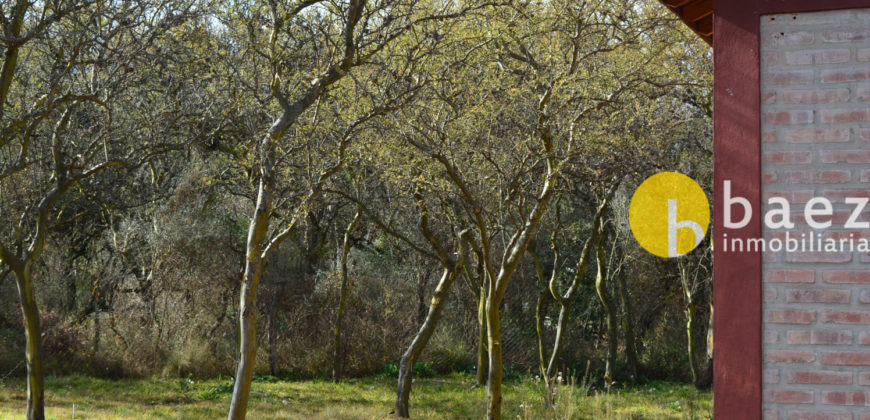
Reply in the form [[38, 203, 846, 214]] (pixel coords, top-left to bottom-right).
[[686, 303, 699, 386], [485, 298, 503, 420], [333, 209, 360, 382], [679, 259, 713, 390], [697, 303, 714, 389], [15, 268, 45, 420], [228, 176, 272, 420], [415, 270, 431, 328], [595, 239, 616, 391], [476, 284, 489, 387], [616, 272, 638, 383], [535, 287, 549, 396], [395, 267, 459, 418]]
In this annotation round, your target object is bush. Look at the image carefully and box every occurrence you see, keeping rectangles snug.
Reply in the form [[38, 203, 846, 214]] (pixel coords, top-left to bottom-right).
[[381, 362, 398, 378], [413, 362, 435, 378]]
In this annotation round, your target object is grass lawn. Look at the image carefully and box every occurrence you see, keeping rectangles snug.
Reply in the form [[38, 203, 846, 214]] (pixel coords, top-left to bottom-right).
[[0, 374, 711, 419]]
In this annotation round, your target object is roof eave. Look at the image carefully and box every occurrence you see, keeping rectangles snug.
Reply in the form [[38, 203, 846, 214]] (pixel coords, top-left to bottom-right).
[[658, 0, 713, 46]]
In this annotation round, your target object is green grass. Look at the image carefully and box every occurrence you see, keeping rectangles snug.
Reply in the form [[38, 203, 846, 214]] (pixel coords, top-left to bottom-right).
[[0, 374, 711, 419]]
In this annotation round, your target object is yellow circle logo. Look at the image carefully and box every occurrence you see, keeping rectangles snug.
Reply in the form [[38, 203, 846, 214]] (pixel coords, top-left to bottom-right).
[[629, 172, 709, 258]]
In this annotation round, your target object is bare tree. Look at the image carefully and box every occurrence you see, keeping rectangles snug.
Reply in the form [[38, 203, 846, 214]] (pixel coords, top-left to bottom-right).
[[530, 190, 611, 405], [0, 1, 196, 417], [332, 206, 361, 382]]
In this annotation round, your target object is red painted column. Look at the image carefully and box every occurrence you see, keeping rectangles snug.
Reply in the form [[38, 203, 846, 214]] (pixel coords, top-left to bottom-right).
[[713, 1, 763, 417]]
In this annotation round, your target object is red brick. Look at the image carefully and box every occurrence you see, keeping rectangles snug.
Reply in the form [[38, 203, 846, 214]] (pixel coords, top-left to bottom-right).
[[825, 271, 870, 284], [765, 288, 778, 303], [764, 151, 813, 164], [822, 351, 870, 366], [766, 350, 816, 363], [821, 190, 870, 203], [862, 170, 870, 183], [786, 251, 852, 264], [765, 368, 780, 384], [787, 289, 851, 304], [823, 231, 870, 241], [765, 31, 815, 46], [785, 49, 851, 65], [860, 332, 870, 345], [788, 370, 853, 385], [859, 372, 870, 385], [822, 391, 868, 406], [822, 109, 870, 124], [861, 290, 870, 304], [783, 129, 850, 143], [767, 110, 815, 125], [783, 170, 850, 184], [787, 330, 853, 345], [764, 410, 778, 420], [823, 68, 870, 83], [764, 171, 778, 184], [766, 70, 815, 85], [822, 310, 870, 324], [764, 51, 781, 66], [782, 88, 850, 104], [765, 190, 815, 204], [767, 270, 815, 284], [856, 87, 870, 101], [822, 29, 870, 43], [788, 412, 853, 420], [763, 91, 777, 104], [764, 130, 777, 143], [858, 48, 870, 62], [860, 129, 870, 142], [821, 150, 870, 164], [766, 389, 814, 404], [766, 330, 779, 344], [767, 309, 817, 324]]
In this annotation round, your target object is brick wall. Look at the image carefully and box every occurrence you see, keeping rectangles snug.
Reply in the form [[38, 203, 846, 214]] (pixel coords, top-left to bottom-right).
[[762, 8, 870, 420]]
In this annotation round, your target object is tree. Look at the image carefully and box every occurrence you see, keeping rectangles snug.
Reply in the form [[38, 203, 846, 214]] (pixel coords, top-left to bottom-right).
[[332, 206, 361, 382], [0, 1, 197, 417], [678, 244, 712, 389], [215, 1, 504, 415], [530, 189, 612, 405], [330, 181, 472, 417], [385, 1, 673, 416]]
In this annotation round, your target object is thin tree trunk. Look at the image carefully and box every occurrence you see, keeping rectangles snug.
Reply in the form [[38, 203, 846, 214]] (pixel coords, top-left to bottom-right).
[[679, 256, 712, 390], [395, 266, 460, 418], [15, 268, 45, 420], [535, 287, 548, 380], [228, 175, 272, 420], [476, 284, 489, 387], [595, 236, 616, 391], [415, 270, 431, 328], [686, 302, 699, 386], [333, 209, 361, 382], [697, 303, 714, 389], [529, 247, 552, 404], [616, 272, 638, 383], [485, 298, 503, 420]]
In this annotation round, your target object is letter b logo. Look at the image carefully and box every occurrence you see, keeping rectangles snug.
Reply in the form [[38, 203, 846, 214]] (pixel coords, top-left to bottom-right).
[[629, 172, 710, 258]]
